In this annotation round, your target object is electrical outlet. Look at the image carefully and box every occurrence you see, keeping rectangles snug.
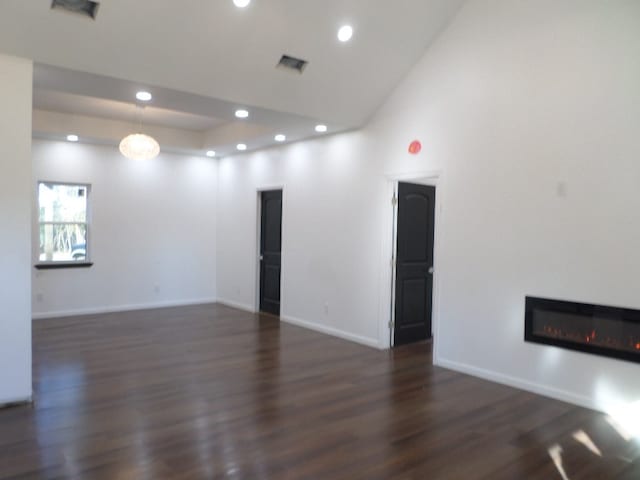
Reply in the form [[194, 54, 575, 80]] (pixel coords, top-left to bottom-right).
[[36, 293, 43, 302], [324, 303, 329, 315], [154, 284, 160, 294]]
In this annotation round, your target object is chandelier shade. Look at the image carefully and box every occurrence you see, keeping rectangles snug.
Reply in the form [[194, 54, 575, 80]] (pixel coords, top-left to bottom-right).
[[119, 133, 160, 161]]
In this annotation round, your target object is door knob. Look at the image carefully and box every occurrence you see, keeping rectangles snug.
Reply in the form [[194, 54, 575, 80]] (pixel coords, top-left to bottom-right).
[[428, 266, 434, 275]]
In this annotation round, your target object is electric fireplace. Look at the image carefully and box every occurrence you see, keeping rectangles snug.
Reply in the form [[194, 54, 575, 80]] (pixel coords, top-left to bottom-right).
[[525, 296, 640, 364]]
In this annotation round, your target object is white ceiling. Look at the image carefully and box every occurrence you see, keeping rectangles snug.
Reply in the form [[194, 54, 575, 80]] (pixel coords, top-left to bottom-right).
[[31, 63, 342, 157], [34, 90, 225, 131], [0, 0, 464, 154]]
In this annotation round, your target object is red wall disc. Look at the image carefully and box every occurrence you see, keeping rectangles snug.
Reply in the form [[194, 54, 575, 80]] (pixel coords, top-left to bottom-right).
[[408, 140, 422, 155]]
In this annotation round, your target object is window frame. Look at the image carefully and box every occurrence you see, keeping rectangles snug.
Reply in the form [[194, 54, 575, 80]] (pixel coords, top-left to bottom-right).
[[35, 180, 93, 270]]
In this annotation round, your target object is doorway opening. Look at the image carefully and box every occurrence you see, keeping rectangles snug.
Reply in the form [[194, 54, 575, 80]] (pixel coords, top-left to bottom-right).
[[392, 181, 437, 347], [258, 190, 283, 316]]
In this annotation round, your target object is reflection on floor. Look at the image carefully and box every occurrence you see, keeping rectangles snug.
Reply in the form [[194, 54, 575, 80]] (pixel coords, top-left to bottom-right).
[[0, 303, 639, 479], [549, 421, 640, 480], [548, 444, 569, 480], [573, 429, 603, 457]]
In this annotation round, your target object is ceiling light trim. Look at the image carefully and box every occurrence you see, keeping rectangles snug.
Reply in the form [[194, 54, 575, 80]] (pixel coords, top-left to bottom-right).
[[338, 25, 354, 42], [136, 91, 152, 102], [235, 109, 250, 119]]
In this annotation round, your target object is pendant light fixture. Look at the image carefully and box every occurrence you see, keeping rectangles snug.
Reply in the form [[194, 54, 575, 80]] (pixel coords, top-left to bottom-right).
[[119, 104, 160, 161], [119, 133, 160, 161]]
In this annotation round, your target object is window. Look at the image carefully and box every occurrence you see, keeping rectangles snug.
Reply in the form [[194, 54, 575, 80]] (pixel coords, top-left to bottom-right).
[[37, 182, 90, 265]]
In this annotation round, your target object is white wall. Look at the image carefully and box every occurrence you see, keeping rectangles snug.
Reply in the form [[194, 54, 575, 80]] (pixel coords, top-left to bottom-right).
[[32, 140, 217, 318], [216, 133, 383, 348], [0, 54, 32, 405], [216, 0, 640, 412]]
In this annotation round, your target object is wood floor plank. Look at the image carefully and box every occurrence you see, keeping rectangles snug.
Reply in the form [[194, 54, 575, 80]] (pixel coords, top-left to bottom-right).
[[0, 303, 636, 479]]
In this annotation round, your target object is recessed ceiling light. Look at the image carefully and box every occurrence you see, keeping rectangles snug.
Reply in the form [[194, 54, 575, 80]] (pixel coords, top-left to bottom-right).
[[206, 150, 216, 158], [237, 143, 247, 151], [235, 109, 249, 119], [233, 0, 250, 7], [136, 91, 152, 102], [338, 25, 354, 42], [67, 134, 79, 142], [315, 124, 328, 133], [275, 134, 286, 142]]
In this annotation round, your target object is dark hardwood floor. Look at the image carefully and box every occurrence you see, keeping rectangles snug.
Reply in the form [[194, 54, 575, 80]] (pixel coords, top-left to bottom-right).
[[1, 304, 638, 479]]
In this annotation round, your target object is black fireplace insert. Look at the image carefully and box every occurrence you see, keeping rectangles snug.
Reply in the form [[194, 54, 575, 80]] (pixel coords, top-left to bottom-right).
[[525, 296, 640, 364]]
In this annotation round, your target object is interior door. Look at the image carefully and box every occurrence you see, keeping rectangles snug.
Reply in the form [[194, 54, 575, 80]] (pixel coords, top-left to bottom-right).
[[259, 190, 283, 316], [394, 182, 436, 346]]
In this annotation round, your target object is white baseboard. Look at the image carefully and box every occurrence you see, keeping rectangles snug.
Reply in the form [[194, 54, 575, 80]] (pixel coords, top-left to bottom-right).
[[435, 357, 600, 412], [0, 395, 32, 409], [281, 314, 381, 349], [33, 298, 382, 352], [214, 301, 382, 349], [215, 298, 256, 313], [32, 297, 218, 320]]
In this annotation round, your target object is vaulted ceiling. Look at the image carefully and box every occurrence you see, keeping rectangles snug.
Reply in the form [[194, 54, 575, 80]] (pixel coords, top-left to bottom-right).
[[0, 0, 465, 155]]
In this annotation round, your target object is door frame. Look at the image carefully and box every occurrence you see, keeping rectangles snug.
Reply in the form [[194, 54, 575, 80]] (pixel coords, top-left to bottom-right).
[[254, 185, 285, 315], [379, 170, 444, 357]]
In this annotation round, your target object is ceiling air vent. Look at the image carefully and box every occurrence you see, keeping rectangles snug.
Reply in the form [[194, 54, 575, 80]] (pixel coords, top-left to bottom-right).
[[277, 55, 308, 74], [51, 0, 100, 19]]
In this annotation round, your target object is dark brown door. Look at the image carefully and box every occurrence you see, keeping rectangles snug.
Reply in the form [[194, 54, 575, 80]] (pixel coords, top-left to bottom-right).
[[259, 190, 283, 316], [394, 182, 436, 346]]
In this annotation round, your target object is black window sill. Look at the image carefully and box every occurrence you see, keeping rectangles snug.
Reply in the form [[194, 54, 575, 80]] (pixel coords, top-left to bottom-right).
[[35, 262, 94, 270]]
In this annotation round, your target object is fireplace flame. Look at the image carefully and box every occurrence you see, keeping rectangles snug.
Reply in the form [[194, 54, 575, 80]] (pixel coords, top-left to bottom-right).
[[538, 325, 640, 354]]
